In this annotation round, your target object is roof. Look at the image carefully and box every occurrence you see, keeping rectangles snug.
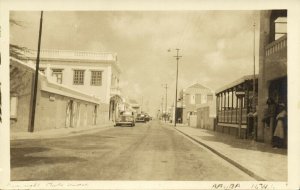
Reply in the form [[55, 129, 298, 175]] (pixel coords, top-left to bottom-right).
[[183, 83, 212, 94], [215, 75, 258, 94], [187, 83, 209, 90], [275, 17, 287, 23]]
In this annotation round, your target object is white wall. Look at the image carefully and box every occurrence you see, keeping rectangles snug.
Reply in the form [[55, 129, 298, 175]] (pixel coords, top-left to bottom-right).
[[35, 60, 112, 103]]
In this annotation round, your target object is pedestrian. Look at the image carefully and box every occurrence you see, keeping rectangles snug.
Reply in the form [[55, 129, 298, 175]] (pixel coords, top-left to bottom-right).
[[273, 103, 287, 148]]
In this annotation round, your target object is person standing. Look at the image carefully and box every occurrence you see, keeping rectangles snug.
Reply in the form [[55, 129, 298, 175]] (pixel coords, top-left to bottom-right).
[[273, 103, 287, 148]]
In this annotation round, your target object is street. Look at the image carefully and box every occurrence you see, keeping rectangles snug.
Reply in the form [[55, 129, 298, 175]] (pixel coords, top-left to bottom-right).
[[11, 120, 253, 181]]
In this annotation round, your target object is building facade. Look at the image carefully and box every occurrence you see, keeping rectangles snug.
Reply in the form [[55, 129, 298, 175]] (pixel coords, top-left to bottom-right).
[[178, 83, 213, 126], [24, 49, 122, 123], [196, 95, 216, 130], [10, 58, 109, 132], [257, 10, 287, 146]]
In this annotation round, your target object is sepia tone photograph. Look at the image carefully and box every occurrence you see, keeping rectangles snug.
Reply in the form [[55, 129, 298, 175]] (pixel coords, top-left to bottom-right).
[[8, 9, 288, 181], [1, 1, 300, 189]]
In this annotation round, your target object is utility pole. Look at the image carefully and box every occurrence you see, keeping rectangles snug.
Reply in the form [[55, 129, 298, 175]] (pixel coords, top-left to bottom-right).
[[161, 96, 164, 120], [29, 11, 43, 132], [253, 21, 256, 111], [141, 96, 143, 113], [162, 84, 168, 122], [253, 21, 257, 140], [174, 48, 182, 127]]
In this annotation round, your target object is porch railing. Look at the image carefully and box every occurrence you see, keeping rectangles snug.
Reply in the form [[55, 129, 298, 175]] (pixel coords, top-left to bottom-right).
[[217, 108, 247, 124]]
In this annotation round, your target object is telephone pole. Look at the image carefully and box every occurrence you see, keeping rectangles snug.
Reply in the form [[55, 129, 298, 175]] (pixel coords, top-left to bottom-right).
[[174, 48, 182, 127], [141, 96, 143, 113], [161, 96, 164, 120], [162, 84, 168, 122], [253, 21, 256, 111], [29, 11, 43, 132]]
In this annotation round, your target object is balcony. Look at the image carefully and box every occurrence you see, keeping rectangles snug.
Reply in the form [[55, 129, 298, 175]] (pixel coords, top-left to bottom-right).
[[265, 35, 287, 57], [110, 87, 121, 96]]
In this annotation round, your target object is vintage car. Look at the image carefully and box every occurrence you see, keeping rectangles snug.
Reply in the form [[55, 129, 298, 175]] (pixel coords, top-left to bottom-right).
[[136, 113, 146, 123], [115, 111, 135, 127]]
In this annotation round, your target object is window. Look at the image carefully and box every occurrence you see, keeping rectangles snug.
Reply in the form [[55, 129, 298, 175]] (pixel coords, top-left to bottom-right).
[[207, 94, 213, 102], [274, 17, 287, 40], [195, 94, 201, 104], [39, 68, 45, 74], [10, 96, 18, 119], [91, 71, 102, 86], [52, 69, 63, 84], [73, 70, 84, 85], [190, 94, 195, 104]]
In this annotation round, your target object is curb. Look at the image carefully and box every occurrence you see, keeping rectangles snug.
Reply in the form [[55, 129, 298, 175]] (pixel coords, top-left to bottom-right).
[[173, 127, 266, 181]]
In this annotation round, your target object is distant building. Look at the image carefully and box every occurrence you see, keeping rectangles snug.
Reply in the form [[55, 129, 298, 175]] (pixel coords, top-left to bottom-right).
[[257, 10, 287, 146], [177, 83, 213, 126], [196, 95, 216, 131], [23, 49, 122, 123]]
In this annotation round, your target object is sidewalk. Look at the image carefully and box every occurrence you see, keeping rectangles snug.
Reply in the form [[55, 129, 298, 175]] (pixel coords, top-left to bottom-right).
[[10, 123, 114, 140], [171, 124, 287, 181]]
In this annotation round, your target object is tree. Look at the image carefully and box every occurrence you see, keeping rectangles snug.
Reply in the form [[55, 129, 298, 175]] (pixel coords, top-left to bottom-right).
[[9, 18, 29, 60]]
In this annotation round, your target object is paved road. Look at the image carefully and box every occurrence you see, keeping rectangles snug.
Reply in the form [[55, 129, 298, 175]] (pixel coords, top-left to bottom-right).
[[11, 120, 253, 180]]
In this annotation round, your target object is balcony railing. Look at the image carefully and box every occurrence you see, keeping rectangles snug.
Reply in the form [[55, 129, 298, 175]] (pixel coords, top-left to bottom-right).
[[265, 35, 287, 57], [24, 49, 117, 61]]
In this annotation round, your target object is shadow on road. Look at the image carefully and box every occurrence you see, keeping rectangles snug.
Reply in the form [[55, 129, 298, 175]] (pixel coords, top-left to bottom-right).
[[10, 147, 86, 168]]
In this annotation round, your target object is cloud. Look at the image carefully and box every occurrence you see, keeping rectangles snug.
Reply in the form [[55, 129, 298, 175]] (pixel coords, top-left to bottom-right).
[[10, 10, 259, 115]]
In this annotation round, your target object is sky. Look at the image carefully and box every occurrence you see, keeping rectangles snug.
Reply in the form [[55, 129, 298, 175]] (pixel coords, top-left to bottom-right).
[[10, 11, 260, 116]]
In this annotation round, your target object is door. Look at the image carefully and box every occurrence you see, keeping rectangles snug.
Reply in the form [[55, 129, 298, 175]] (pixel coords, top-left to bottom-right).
[[93, 105, 97, 125], [66, 100, 73, 128]]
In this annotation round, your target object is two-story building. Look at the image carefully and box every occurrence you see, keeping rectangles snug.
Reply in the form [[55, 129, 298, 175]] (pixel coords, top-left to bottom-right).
[[24, 49, 122, 123], [257, 10, 287, 146], [177, 83, 213, 126]]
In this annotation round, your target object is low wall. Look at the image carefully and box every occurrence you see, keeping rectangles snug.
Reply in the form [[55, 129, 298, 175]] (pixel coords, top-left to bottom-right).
[[196, 106, 215, 130], [215, 124, 247, 139]]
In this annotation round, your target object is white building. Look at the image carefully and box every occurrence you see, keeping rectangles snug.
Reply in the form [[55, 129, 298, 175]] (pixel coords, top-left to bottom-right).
[[178, 83, 214, 126], [24, 49, 122, 122]]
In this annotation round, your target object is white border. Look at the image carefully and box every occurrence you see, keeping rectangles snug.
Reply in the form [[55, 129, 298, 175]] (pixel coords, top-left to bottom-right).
[[1, 0, 300, 189]]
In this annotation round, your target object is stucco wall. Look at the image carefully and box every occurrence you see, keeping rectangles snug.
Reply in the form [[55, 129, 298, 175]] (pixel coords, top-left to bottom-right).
[[196, 106, 215, 130], [10, 59, 110, 133], [34, 60, 112, 103], [257, 10, 287, 144], [10, 63, 34, 132]]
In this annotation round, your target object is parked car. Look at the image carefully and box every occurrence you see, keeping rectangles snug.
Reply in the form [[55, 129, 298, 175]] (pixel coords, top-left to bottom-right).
[[136, 113, 146, 123], [144, 114, 150, 122], [115, 111, 135, 127]]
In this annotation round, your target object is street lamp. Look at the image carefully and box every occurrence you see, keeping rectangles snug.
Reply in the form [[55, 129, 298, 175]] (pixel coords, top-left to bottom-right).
[[168, 48, 182, 127]]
